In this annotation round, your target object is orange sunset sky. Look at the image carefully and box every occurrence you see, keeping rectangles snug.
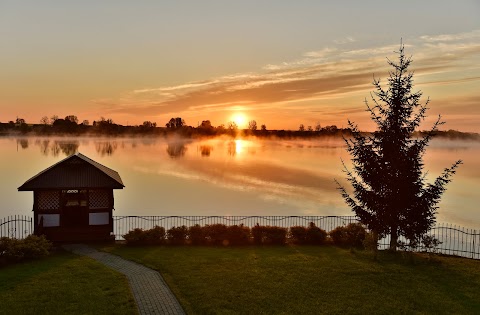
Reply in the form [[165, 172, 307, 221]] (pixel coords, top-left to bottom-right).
[[1, 1, 479, 132]]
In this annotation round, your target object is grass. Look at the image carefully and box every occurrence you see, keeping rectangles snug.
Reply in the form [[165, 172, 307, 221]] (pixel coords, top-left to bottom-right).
[[0, 251, 137, 315], [101, 245, 480, 314]]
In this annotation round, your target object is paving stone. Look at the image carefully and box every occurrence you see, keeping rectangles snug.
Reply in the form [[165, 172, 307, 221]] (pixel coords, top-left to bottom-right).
[[63, 244, 185, 315]]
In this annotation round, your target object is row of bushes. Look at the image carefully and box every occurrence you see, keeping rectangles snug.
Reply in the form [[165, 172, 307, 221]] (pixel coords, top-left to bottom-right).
[[0, 235, 52, 264], [123, 222, 367, 247]]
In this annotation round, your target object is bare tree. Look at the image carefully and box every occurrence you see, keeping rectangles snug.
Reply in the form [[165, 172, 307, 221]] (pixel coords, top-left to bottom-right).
[[40, 116, 49, 125]]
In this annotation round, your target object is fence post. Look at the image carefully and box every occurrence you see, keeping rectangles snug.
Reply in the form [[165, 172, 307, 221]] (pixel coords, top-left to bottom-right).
[[473, 230, 476, 260]]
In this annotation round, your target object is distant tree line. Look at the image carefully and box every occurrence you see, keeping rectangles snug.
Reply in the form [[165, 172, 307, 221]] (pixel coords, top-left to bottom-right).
[[0, 115, 477, 139]]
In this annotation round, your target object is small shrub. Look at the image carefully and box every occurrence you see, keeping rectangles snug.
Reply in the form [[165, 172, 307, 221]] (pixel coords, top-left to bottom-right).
[[188, 224, 206, 245], [167, 226, 188, 245], [123, 226, 165, 245], [363, 231, 379, 251], [252, 225, 287, 245], [0, 237, 14, 256], [329, 226, 346, 246], [20, 235, 52, 259], [204, 224, 228, 245], [226, 225, 250, 246], [363, 231, 379, 260], [0, 237, 22, 262], [265, 226, 287, 245], [123, 228, 147, 245], [306, 222, 327, 245], [421, 235, 442, 254], [329, 223, 366, 248], [344, 223, 366, 248], [144, 226, 166, 245], [289, 226, 308, 244], [252, 224, 264, 245], [0, 235, 51, 264]]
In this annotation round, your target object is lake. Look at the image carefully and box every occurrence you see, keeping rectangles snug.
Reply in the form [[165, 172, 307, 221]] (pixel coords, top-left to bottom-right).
[[1, 136, 478, 228]]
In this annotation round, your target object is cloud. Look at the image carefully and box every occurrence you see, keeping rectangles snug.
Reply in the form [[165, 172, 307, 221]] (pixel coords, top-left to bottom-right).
[[96, 29, 480, 124], [420, 30, 480, 42], [304, 47, 338, 58], [342, 44, 404, 57], [133, 80, 219, 94], [417, 76, 480, 87], [334, 36, 356, 45]]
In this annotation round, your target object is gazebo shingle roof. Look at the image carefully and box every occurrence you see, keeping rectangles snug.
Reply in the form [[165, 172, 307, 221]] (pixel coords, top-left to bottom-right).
[[18, 152, 124, 191]]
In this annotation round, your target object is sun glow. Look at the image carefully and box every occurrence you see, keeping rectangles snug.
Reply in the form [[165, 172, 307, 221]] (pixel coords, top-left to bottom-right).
[[230, 112, 248, 128]]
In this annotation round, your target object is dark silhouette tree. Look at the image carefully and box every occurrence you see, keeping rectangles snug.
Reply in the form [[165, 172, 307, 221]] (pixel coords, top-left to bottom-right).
[[50, 115, 59, 123], [40, 116, 49, 125], [248, 120, 257, 131], [142, 121, 157, 128], [200, 120, 212, 129], [65, 115, 78, 124], [198, 120, 215, 135], [227, 121, 238, 136], [166, 117, 185, 129], [336, 44, 462, 251]]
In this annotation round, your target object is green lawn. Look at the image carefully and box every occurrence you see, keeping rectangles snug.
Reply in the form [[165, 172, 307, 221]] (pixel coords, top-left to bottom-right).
[[102, 245, 480, 314], [0, 251, 137, 315]]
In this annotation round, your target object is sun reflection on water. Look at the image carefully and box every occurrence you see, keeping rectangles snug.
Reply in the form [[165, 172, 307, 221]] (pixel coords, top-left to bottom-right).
[[234, 139, 244, 155]]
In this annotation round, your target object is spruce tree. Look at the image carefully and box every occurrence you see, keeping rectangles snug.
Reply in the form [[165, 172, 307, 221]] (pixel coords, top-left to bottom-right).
[[337, 44, 462, 251]]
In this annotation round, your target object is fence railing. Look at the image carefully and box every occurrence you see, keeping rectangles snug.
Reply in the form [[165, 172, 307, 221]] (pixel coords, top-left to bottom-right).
[[0, 215, 33, 239], [377, 223, 480, 260], [113, 215, 358, 237], [2, 215, 479, 260]]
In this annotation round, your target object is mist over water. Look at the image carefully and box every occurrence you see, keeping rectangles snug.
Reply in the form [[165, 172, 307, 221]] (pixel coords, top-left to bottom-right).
[[1, 136, 478, 228]]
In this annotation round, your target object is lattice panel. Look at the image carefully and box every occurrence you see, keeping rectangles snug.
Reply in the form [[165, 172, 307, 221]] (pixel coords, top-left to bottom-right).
[[89, 190, 109, 209], [37, 191, 60, 210]]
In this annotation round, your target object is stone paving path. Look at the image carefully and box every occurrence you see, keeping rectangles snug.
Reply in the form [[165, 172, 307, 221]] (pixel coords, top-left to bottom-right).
[[63, 244, 185, 315]]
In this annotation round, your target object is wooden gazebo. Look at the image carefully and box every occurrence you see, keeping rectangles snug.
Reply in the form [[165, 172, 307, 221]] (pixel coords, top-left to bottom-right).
[[18, 152, 124, 242]]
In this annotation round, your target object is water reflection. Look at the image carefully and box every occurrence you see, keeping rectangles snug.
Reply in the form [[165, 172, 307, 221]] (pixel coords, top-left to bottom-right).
[[95, 141, 118, 156], [5, 136, 479, 227], [17, 138, 29, 149], [36, 140, 79, 157], [55, 141, 79, 156], [199, 145, 213, 157], [227, 140, 237, 156], [167, 142, 187, 158], [39, 139, 50, 155]]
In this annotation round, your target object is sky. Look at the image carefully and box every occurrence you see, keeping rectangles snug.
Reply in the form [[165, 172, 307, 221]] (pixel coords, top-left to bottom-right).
[[1, 1, 479, 132]]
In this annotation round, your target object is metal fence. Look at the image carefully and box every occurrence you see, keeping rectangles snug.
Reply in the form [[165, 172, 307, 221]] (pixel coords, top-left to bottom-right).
[[113, 215, 358, 237], [0, 215, 33, 239], [2, 215, 479, 260], [377, 223, 480, 260]]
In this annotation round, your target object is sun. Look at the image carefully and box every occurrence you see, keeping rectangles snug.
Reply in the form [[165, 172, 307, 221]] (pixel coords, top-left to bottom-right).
[[230, 112, 248, 128]]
